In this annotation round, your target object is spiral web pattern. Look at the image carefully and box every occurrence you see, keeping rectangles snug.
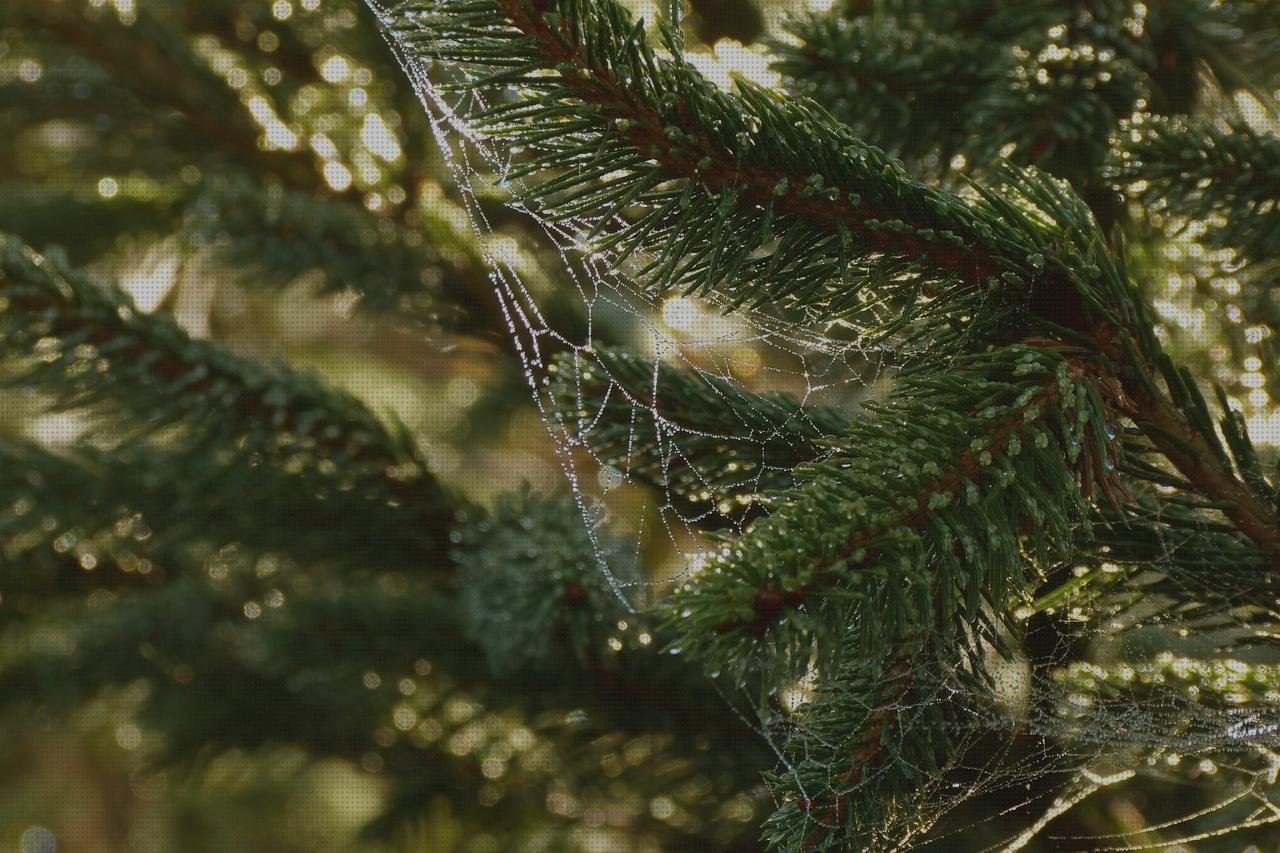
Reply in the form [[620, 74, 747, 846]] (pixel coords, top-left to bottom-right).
[[367, 2, 1280, 847]]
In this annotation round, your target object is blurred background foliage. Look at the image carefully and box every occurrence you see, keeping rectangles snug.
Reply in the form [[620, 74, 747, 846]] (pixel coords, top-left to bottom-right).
[[0, 0, 783, 850], [1, 0, 1280, 850]]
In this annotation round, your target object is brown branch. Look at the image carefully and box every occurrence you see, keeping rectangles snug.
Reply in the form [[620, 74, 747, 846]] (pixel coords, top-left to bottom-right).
[[798, 654, 913, 849], [498, 0, 1006, 287], [1122, 370, 1280, 563], [715, 369, 1082, 638], [1063, 306, 1280, 565]]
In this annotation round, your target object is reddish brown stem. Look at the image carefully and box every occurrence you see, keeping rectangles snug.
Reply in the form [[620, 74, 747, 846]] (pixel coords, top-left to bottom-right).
[[1081, 321, 1280, 563], [715, 371, 1077, 637], [1123, 374, 1280, 563], [498, 0, 1005, 287], [802, 655, 913, 849]]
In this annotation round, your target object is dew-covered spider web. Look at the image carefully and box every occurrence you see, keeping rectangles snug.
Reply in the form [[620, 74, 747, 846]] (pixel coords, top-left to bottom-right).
[[367, 1, 1280, 847]]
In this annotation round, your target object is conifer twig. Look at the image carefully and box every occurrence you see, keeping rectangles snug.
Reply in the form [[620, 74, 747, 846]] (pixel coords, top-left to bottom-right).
[[1123, 366, 1280, 563], [0, 237, 452, 541], [493, 0, 1005, 285]]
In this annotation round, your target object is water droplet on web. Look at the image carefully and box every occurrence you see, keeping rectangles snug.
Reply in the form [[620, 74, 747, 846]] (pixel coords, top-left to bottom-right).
[[598, 466, 625, 491]]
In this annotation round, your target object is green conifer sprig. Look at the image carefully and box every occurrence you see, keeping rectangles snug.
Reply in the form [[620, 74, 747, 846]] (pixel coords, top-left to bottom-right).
[[1037, 652, 1280, 797], [775, 0, 1280, 231], [766, 497, 1275, 850], [1108, 115, 1280, 264], [776, 0, 1149, 191], [0, 437, 445, 611], [544, 346, 1279, 614], [778, 0, 1152, 185], [964, 40, 1143, 187], [763, 638, 963, 851], [447, 491, 774, 771], [384, 0, 1132, 351], [548, 346, 848, 524], [452, 489, 644, 675], [772, 15, 993, 169], [1061, 520, 1278, 646], [663, 344, 1121, 682], [1113, 346, 1280, 562], [1052, 654, 1280, 724], [1090, 498, 1274, 585], [184, 176, 456, 324], [0, 235, 450, 532]]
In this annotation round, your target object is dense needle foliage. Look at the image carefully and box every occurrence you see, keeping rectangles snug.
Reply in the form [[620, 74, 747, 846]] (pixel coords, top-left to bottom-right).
[[4, 0, 1280, 850]]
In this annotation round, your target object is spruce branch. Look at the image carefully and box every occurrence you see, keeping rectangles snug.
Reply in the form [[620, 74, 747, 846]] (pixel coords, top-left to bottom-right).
[[765, 639, 960, 851], [1052, 654, 1280, 727], [662, 344, 1121, 681], [452, 488, 645, 675], [384, 0, 1133, 349], [776, 0, 1150, 211], [0, 437, 443, 610], [0, 488, 770, 845], [1141, 406, 1280, 559], [1111, 340, 1280, 564], [1033, 650, 1280, 804], [964, 38, 1142, 187], [7, 0, 317, 193], [6, 0, 516, 345], [184, 175, 455, 325], [390, 4, 1280, 844], [772, 15, 993, 169], [1108, 115, 1280, 264], [0, 235, 451, 539], [1089, 496, 1276, 593]]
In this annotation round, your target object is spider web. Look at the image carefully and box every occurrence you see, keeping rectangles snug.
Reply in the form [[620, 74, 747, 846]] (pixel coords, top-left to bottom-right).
[[366, 2, 1280, 848]]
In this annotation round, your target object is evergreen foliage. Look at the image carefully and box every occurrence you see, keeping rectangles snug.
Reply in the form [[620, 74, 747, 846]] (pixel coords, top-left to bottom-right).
[[1, 1, 767, 847], [664, 345, 1120, 682], [1109, 114, 1280, 264], [392, 0, 1134, 351], [185, 175, 453, 322], [772, 12, 994, 171], [452, 489, 644, 675], [6, 0, 1280, 849], [776, 0, 1280, 221]]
